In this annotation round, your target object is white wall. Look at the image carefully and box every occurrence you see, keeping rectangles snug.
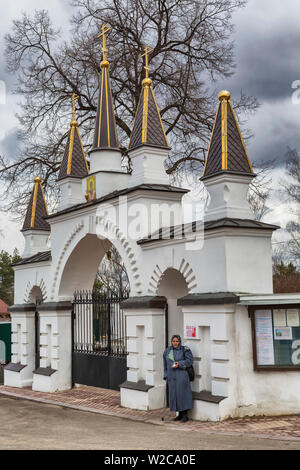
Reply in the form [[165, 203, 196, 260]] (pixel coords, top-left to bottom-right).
[[182, 303, 300, 420], [226, 305, 300, 418], [13, 263, 51, 305]]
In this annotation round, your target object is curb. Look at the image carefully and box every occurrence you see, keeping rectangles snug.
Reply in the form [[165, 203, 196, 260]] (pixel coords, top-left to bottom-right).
[[1, 389, 300, 442]]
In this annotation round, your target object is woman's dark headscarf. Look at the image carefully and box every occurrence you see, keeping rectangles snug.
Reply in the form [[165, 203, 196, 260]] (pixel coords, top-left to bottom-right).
[[171, 334, 182, 346]]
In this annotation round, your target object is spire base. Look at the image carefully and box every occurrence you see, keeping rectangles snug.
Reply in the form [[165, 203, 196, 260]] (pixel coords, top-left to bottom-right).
[[203, 172, 255, 222]]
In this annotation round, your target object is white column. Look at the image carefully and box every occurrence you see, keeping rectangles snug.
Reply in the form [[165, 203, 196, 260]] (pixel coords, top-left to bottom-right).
[[120, 297, 166, 411], [180, 298, 237, 421], [32, 302, 72, 393], [4, 304, 36, 388]]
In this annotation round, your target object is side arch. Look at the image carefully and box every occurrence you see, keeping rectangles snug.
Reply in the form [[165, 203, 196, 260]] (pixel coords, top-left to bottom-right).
[[24, 280, 47, 304], [157, 268, 189, 341], [147, 257, 197, 295]]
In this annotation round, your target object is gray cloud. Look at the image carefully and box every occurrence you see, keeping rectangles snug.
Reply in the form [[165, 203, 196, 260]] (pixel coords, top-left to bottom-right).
[[227, 0, 300, 102], [215, 0, 300, 167]]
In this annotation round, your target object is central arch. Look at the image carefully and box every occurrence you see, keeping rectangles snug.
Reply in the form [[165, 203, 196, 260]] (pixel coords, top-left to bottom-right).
[[54, 216, 142, 302], [55, 226, 135, 391], [58, 234, 111, 299]]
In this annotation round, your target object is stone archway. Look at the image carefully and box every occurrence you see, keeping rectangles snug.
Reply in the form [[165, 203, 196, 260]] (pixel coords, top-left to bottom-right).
[[54, 217, 142, 302], [58, 233, 110, 299], [55, 230, 133, 390], [157, 268, 189, 342], [27, 285, 44, 305]]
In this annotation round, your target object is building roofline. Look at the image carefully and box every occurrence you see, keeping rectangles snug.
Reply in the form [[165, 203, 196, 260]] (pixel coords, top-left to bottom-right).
[[137, 217, 280, 245], [45, 184, 189, 220]]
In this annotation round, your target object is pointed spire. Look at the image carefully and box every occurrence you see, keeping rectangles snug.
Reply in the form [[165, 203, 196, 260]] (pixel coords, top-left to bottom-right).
[[92, 24, 119, 150], [22, 177, 50, 232], [202, 90, 254, 180], [58, 93, 89, 181], [129, 46, 169, 152]]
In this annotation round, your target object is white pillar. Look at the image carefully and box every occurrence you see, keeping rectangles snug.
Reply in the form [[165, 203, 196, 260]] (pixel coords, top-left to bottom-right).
[[120, 296, 166, 411], [4, 304, 36, 388], [178, 294, 238, 421], [32, 301, 72, 393], [128, 146, 170, 187]]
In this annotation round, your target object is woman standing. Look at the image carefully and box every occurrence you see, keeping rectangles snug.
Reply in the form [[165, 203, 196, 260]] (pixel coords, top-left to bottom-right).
[[163, 334, 193, 422]]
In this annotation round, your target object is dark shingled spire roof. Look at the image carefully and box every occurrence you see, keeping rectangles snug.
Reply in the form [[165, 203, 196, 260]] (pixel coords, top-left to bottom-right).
[[22, 178, 50, 232], [58, 120, 89, 181], [92, 62, 119, 150], [92, 24, 119, 151], [202, 91, 254, 180], [129, 78, 170, 152]]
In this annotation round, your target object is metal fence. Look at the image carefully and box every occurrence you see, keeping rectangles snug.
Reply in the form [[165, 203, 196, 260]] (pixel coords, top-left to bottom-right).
[[73, 290, 129, 357]]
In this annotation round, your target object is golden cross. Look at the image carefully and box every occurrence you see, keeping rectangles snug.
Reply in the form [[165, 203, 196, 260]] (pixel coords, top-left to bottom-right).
[[71, 93, 79, 121], [97, 24, 111, 62], [141, 46, 154, 79]]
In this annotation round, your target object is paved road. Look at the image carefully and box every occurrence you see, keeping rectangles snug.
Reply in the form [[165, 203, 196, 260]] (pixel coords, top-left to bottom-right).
[[0, 395, 299, 450]]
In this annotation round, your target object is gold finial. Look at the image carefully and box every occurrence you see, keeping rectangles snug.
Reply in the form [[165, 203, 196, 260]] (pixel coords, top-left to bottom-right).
[[70, 93, 79, 126], [34, 177, 41, 184], [218, 90, 231, 101], [141, 46, 154, 87], [97, 24, 111, 68]]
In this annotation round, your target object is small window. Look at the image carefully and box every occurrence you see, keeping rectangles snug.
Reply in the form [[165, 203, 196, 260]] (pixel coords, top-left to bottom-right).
[[250, 305, 300, 370]]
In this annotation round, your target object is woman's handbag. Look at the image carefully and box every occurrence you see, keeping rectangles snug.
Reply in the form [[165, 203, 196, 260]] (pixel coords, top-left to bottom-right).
[[183, 347, 195, 382]]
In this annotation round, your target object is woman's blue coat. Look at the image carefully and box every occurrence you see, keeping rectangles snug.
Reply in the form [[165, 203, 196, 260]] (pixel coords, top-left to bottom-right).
[[163, 345, 193, 412]]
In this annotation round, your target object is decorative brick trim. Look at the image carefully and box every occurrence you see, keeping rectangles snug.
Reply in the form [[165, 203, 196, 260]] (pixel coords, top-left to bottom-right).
[[24, 278, 48, 304], [51, 221, 84, 300]]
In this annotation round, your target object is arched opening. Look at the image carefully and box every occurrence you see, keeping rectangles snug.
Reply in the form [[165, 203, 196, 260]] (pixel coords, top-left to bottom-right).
[[57, 233, 130, 390], [157, 268, 189, 342], [59, 234, 110, 299], [28, 286, 44, 305], [58, 234, 130, 299]]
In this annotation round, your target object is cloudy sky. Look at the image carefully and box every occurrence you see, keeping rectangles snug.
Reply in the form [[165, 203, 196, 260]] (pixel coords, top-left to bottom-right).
[[0, 0, 299, 254]]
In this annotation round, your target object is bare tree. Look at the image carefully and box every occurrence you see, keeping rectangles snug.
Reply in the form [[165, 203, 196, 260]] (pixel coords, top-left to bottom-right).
[[247, 160, 274, 221], [95, 246, 130, 296], [0, 0, 258, 218], [282, 148, 300, 264]]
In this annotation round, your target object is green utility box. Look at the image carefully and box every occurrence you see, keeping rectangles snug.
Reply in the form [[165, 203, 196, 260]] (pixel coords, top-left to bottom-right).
[[0, 321, 11, 363]]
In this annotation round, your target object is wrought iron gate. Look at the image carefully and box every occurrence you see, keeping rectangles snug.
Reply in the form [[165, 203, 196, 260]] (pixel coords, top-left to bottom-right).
[[72, 290, 129, 390]]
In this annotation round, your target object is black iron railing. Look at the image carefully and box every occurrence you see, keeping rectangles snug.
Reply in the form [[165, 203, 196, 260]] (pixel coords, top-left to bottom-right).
[[73, 289, 129, 357]]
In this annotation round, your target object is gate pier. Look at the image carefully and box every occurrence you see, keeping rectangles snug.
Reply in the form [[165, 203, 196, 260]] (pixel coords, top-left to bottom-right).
[[4, 304, 36, 388], [32, 302, 72, 393], [120, 296, 167, 411]]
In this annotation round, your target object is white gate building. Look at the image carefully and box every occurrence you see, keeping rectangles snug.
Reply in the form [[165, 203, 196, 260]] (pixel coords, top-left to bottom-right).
[[4, 31, 300, 421]]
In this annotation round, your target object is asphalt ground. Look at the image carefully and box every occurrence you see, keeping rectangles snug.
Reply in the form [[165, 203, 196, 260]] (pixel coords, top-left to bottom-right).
[[0, 395, 300, 450]]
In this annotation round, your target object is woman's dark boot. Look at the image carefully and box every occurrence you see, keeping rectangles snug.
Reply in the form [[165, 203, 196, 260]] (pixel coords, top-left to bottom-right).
[[173, 411, 183, 421], [181, 411, 189, 423]]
